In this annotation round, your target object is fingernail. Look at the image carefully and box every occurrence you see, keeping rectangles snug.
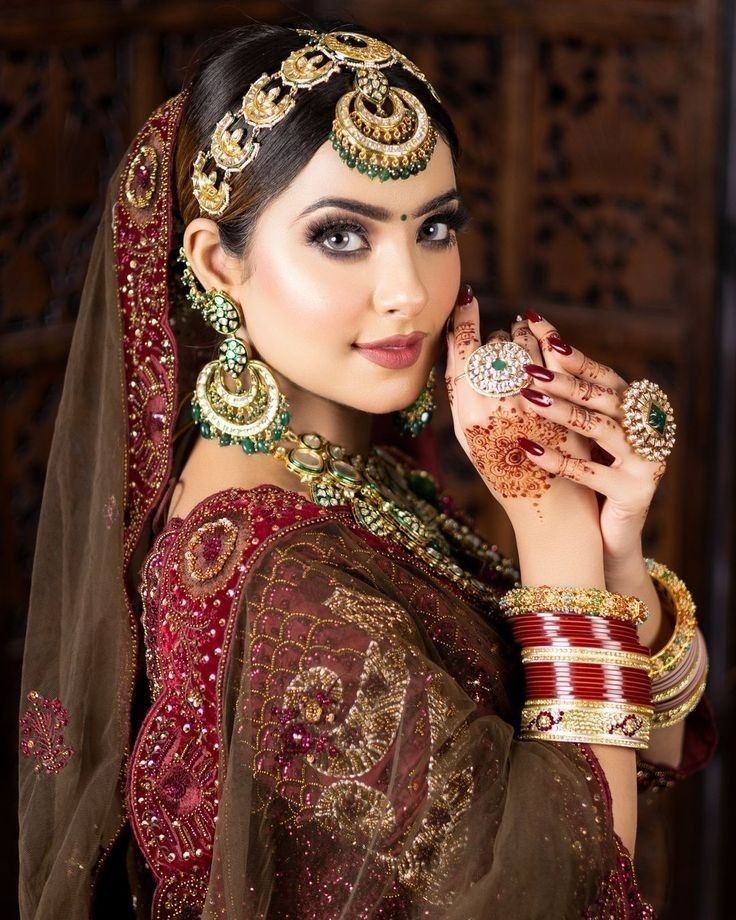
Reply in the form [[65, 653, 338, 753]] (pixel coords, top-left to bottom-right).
[[517, 436, 545, 456], [523, 309, 543, 323], [514, 313, 523, 322], [520, 387, 553, 407], [548, 333, 573, 356], [523, 363, 554, 382], [456, 282, 474, 306]]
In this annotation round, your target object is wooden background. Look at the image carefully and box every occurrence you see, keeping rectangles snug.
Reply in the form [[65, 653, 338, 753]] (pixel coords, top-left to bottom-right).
[[1, 1, 732, 917]]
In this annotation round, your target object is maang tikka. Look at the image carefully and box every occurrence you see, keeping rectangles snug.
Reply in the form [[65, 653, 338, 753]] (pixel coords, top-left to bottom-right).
[[190, 29, 441, 218], [179, 248, 290, 453]]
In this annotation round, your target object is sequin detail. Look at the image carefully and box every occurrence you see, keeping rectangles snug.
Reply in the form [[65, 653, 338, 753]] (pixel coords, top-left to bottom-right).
[[19, 690, 75, 775]]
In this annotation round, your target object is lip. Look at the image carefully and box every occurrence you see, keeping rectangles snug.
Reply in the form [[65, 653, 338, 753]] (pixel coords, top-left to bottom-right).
[[353, 332, 426, 369]]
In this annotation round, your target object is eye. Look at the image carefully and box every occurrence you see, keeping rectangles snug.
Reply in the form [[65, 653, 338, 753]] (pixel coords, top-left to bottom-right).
[[321, 227, 367, 253], [306, 217, 369, 258], [419, 220, 450, 243]]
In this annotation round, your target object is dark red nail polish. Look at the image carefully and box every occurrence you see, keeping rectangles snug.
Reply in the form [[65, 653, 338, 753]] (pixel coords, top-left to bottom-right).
[[548, 333, 573, 356], [517, 437, 545, 456], [456, 282, 474, 306], [523, 363, 554, 382], [523, 308, 543, 323], [520, 387, 553, 407]]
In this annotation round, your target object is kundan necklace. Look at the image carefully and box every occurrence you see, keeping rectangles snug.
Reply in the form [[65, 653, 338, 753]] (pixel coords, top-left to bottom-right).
[[271, 430, 519, 602]]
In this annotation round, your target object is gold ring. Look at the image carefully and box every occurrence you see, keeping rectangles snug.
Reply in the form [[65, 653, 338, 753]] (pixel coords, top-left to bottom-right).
[[620, 379, 676, 462], [464, 341, 533, 397]]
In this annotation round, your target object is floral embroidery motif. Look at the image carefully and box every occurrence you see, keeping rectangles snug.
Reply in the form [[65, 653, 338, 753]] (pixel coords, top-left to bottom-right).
[[326, 584, 419, 644], [395, 679, 474, 906], [124, 142, 159, 209], [184, 517, 238, 583], [315, 779, 396, 845], [273, 666, 343, 768], [270, 642, 410, 779], [19, 690, 75, 775]]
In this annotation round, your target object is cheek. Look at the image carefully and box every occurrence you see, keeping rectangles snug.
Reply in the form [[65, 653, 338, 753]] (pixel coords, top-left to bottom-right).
[[246, 248, 365, 341]]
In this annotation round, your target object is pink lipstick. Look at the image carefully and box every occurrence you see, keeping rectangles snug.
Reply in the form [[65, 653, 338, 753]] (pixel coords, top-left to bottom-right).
[[353, 332, 426, 369]]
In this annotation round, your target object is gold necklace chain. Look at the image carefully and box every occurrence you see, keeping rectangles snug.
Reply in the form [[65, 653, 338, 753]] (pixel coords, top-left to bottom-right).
[[272, 431, 519, 601]]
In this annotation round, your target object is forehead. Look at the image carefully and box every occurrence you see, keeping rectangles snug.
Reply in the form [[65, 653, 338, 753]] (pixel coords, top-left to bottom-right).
[[269, 137, 457, 217]]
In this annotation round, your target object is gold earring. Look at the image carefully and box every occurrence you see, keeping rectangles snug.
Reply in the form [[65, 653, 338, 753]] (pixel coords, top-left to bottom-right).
[[179, 249, 291, 452], [396, 367, 436, 437]]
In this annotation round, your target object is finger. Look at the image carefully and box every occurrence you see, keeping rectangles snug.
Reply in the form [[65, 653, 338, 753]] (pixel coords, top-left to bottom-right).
[[444, 326, 469, 450], [486, 329, 511, 343], [517, 436, 617, 495], [511, 314, 543, 365], [523, 310, 628, 393], [445, 325, 457, 408], [518, 386, 630, 461], [520, 365, 623, 422], [453, 291, 481, 361]]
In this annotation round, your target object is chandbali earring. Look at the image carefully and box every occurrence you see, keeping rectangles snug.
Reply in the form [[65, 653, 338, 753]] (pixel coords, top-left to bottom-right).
[[395, 367, 436, 437], [179, 248, 291, 453]]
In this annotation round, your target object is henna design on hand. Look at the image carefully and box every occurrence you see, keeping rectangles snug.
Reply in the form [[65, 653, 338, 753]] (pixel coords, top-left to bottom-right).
[[454, 321, 478, 353], [464, 405, 565, 501], [575, 379, 616, 402], [568, 404, 597, 434], [579, 355, 614, 381], [445, 374, 455, 407], [558, 451, 598, 483]]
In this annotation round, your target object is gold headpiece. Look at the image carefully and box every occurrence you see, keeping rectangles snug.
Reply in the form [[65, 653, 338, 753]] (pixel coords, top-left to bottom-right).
[[192, 29, 441, 217]]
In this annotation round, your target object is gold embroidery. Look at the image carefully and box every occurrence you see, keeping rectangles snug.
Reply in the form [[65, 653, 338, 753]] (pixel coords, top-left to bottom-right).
[[279, 641, 409, 779], [395, 679, 474, 905], [326, 584, 419, 644], [315, 779, 396, 846], [184, 517, 238, 583]]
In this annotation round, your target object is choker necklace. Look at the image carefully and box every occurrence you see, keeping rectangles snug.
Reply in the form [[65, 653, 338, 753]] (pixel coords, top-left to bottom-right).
[[271, 430, 519, 601]]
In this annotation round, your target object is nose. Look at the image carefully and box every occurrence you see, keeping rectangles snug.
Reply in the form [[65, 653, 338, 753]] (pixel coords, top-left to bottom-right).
[[371, 249, 428, 318]]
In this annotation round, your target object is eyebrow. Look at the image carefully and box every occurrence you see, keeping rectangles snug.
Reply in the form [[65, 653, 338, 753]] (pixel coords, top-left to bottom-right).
[[296, 189, 461, 222]]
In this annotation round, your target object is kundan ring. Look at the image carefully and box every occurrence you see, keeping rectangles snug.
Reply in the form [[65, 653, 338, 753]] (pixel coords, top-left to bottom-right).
[[460, 341, 534, 397], [620, 379, 676, 462]]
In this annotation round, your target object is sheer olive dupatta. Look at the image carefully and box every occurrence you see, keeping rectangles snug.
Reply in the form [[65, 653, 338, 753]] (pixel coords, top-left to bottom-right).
[[19, 92, 647, 919]]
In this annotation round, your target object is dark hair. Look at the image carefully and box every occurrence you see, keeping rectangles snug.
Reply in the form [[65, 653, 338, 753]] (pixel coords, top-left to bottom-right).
[[175, 20, 461, 264]]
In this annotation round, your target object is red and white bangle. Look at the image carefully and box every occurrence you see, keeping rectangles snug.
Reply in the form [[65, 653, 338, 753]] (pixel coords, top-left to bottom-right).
[[501, 599, 653, 749]]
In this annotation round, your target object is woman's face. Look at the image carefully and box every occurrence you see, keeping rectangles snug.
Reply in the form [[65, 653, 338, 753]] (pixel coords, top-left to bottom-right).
[[233, 137, 467, 415]]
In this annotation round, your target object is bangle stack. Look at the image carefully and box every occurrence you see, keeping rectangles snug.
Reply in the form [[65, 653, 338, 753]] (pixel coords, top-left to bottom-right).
[[645, 559, 709, 729], [499, 585, 653, 749]]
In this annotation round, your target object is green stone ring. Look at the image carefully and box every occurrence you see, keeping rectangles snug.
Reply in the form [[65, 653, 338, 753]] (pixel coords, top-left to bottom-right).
[[620, 379, 676, 462], [462, 341, 533, 397]]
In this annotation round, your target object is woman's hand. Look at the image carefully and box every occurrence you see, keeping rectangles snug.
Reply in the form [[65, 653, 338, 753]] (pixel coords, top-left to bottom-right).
[[445, 288, 601, 530], [509, 310, 667, 566]]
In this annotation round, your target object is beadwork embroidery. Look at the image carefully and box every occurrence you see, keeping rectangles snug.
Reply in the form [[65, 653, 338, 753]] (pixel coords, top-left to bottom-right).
[[19, 690, 75, 775]]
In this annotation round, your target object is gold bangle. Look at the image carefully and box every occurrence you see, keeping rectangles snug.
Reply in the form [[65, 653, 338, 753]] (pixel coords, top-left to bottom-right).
[[652, 670, 708, 729], [651, 634, 703, 704], [645, 559, 698, 680], [500, 585, 649, 625], [521, 646, 651, 672], [521, 698, 653, 749]]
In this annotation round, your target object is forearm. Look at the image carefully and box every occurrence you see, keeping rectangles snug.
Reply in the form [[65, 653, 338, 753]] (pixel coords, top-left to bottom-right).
[[513, 517, 638, 854], [604, 546, 686, 768]]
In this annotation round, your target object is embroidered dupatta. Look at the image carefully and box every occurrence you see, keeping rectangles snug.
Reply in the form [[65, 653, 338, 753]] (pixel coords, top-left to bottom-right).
[[20, 90, 712, 918]]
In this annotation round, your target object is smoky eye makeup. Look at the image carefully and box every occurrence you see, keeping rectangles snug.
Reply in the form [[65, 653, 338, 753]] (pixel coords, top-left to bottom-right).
[[304, 202, 472, 259]]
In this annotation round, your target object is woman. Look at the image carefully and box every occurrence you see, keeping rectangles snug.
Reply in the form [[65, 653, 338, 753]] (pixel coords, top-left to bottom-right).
[[18, 21, 715, 919]]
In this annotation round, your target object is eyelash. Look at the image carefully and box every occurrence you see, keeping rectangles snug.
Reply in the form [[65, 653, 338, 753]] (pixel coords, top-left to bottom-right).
[[306, 206, 472, 259]]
